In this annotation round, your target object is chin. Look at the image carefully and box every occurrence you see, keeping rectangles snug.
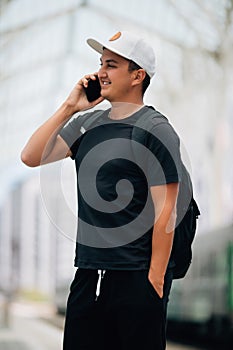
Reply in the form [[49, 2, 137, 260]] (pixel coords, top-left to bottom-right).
[[101, 91, 111, 100]]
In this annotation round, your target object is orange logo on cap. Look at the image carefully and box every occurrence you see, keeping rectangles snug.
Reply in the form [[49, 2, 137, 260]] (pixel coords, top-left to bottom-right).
[[109, 32, 121, 41]]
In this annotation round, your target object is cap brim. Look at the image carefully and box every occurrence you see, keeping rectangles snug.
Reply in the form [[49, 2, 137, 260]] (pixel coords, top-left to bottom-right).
[[87, 38, 105, 55]]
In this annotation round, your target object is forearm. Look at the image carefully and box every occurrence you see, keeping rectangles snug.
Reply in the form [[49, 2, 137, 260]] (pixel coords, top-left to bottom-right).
[[21, 102, 75, 167], [21, 74, 104, 167], [149, 221, 174, 281], [149, 183, 179, 297]]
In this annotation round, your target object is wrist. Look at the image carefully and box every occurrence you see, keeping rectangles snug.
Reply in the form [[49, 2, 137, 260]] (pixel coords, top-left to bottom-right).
[[149, 264, 165, 281], [61, 101, 79, 117]]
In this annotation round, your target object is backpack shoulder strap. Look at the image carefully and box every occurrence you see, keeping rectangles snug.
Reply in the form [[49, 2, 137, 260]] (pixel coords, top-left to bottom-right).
[[132, 106, 168, 143]]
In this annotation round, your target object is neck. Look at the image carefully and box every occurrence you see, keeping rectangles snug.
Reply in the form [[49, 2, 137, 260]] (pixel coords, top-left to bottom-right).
[[109, 102, 144, 120]]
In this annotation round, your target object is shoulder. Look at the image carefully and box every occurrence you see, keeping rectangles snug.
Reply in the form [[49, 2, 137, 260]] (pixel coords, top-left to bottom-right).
[[59, 109, 105, 144], [144, 106, 168, 125], [137, 106, 180, 144], [71, 108, 105, 125]]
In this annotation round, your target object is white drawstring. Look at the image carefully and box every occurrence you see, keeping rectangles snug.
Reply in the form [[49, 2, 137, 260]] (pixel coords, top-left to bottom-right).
[[95, 270, 106, 300]]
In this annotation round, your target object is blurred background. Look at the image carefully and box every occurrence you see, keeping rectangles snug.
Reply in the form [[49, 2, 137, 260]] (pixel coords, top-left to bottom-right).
[[0, 0, 232, 349]]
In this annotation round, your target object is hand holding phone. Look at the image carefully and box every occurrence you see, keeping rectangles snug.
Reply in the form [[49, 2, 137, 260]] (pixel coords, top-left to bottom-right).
[[84, 76, 101, 102]]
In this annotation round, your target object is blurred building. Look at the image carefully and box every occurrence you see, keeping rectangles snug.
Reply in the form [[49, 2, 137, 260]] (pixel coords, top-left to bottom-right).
[[0, 0, 232, 299]]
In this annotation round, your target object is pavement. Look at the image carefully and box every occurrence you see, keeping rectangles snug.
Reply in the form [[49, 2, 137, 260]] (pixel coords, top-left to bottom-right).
[[0, 300, 63, 350]]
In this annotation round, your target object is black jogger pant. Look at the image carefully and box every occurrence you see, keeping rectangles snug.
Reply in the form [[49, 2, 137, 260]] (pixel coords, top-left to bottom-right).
[[63, 268, 173, 350]]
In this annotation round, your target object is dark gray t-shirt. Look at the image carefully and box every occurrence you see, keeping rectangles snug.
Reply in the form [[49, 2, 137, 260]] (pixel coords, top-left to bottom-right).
[[59, 106, 182, 270]]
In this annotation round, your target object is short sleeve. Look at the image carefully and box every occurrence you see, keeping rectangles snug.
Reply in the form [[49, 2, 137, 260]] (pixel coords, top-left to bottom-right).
[[145, 122, 182, 186], [59, 112, 91, 159]]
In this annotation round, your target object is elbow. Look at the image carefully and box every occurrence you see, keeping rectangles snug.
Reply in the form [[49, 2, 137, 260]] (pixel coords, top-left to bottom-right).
[[20, 150, 40, 167]]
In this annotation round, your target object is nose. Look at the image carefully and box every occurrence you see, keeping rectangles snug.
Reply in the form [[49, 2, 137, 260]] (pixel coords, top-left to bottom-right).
[[98, 66, 107, 79]]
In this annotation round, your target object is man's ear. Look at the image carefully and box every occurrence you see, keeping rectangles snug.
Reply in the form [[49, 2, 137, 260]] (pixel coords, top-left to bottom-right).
[[131, 69, 146, 86]]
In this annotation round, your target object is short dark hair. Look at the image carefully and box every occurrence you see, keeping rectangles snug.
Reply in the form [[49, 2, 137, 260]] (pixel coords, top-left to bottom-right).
[[128, 60, 151, 95]]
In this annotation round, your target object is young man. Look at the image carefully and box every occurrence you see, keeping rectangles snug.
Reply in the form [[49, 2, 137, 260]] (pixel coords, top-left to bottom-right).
[[21, 31, 182, 350]]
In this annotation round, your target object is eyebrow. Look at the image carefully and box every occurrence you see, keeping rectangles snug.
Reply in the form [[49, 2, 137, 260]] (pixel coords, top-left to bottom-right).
[[100, 58, 119, 64]]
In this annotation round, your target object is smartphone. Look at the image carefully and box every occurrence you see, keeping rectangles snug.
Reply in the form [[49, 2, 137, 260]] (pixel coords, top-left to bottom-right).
[[84, 76, 101, 102]]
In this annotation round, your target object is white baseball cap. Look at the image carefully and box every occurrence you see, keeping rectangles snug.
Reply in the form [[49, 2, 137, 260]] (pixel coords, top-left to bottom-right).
[[87, 31, 156, 78]]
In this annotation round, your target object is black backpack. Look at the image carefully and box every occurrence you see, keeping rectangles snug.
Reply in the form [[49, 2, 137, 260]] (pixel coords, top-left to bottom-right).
[[171, 169, 200, 279], [76, 106, 201, 279]]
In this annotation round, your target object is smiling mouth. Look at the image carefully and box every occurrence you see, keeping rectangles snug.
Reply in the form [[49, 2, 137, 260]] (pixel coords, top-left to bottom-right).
[[102, 81, 111, 86]]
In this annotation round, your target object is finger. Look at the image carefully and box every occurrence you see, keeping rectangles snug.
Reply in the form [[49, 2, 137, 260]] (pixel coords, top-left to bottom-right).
[[77, 75, 90, 88], [86, 73, 99, 82], [89, 73, 98, 80], [82, 77, 90, 88], [78, 73, 99, 88]]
